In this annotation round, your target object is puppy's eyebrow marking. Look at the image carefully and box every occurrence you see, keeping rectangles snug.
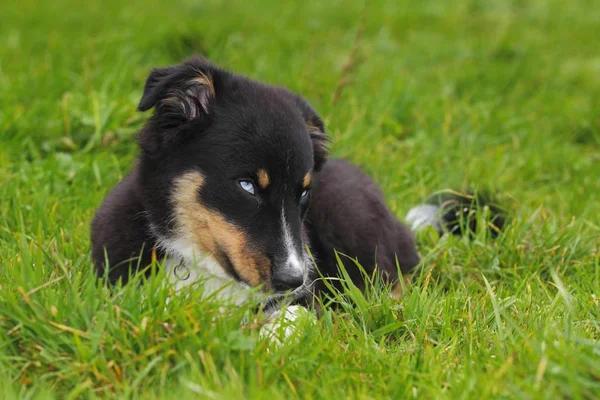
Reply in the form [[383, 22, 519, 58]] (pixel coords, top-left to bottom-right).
[[303, 172, 311, 188], [257, 169, 270, 189]]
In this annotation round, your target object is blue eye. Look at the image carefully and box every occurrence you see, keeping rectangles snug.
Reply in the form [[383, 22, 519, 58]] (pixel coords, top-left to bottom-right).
[[239, 180, 256, 195], [300, 189, 309, 200]]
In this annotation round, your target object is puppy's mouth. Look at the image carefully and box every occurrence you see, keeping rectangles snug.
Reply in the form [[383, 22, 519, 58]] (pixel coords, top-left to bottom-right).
[[259, 281, 312, 315]]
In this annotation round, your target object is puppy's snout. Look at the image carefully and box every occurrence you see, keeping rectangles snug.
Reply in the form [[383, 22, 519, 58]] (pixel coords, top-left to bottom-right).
[[272, 264, 304, 292]]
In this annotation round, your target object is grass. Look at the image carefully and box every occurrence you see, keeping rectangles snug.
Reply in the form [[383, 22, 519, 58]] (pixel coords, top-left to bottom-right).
[[1, 0, 599, 398]]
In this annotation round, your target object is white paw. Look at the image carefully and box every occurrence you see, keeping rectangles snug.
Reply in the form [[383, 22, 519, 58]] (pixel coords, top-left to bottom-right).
[[259, 305, 315, 346]]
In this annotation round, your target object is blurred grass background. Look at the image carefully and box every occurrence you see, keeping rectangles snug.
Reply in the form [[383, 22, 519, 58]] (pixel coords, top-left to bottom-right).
[[1, 0, 599, 398]]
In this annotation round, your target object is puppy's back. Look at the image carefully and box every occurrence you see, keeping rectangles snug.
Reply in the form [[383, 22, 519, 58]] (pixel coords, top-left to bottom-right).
[[306, 159, 420, 292]]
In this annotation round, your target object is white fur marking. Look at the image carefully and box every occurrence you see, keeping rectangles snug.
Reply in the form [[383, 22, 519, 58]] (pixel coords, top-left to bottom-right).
[[152, 229, 251, 304], [281, 207, 303, 276], [405, 204, 442, 232]]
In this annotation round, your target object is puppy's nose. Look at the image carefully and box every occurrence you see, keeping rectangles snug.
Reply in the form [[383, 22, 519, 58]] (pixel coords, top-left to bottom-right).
[[272, 268, 304, 292]]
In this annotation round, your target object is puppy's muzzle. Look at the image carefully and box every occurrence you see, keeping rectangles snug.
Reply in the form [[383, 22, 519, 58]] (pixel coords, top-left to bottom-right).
[[272, 262, 305, 292]]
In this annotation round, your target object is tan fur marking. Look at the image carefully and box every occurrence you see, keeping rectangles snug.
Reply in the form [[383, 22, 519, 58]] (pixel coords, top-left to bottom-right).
[[172, 172, 271, 287], [161, 96, 181, 107], [257, 169, 270, 189], [306, 120, 321, 134], [303, 173, 312, 188], [190, 72, 215, 96]]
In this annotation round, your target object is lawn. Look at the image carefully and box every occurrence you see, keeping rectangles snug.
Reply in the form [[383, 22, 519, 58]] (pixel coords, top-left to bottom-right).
[[1, 0, 599, 398]]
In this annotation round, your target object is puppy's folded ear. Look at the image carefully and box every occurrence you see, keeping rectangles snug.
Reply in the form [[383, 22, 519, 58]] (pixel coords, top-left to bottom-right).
[[294, 97, 329, 172], [137, 57, 222, 155], [137, 66, 179, 112]]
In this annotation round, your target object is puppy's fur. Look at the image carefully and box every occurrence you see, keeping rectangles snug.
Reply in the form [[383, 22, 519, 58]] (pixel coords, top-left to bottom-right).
[[91, 57, 421, 309]]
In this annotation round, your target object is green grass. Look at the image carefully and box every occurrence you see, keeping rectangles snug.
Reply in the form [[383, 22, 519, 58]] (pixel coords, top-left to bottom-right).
[[1, 0, 599, 398]]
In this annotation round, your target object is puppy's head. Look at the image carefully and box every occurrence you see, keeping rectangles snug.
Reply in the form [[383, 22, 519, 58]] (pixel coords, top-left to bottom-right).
[[137, 57, 327, 294]]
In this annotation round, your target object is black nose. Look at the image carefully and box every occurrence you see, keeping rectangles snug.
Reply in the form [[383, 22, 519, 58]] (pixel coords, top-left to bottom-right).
[[272, 271, 304, 292]]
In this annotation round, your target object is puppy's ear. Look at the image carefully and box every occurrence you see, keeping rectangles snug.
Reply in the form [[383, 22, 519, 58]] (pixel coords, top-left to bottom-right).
[[306, 115, 328, 173], [137, 57, 222, 155], [138, 66, 179, 112], [295, 97, 329, 172]]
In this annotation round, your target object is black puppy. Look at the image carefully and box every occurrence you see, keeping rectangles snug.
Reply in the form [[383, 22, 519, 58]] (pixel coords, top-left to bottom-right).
[[91, 57, 497, 311]]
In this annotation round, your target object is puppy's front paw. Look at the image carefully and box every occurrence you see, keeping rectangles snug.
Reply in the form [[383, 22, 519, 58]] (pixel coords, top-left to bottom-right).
[[259, 305, 315, 346]]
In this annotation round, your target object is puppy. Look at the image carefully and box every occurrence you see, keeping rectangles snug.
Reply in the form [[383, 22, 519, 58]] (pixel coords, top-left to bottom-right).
[[91, 57, 501, 315]]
